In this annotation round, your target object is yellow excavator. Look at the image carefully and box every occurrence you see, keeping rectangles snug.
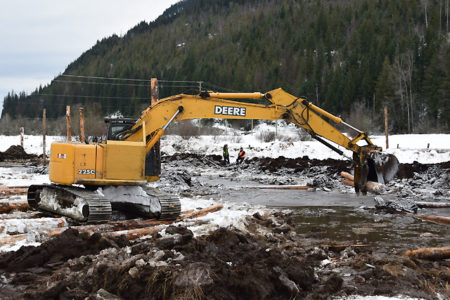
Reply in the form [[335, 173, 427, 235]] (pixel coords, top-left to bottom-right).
[[27, 88, 399, 223]]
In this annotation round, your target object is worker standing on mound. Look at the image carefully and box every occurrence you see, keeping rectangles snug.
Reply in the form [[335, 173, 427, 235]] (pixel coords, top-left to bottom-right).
[[236, 147, 246, 164], [223, 144, 230, 165]]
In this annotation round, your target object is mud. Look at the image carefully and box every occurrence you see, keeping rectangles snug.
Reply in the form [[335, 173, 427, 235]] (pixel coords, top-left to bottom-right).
[[0, 145, 38, 162], [0, 151, 448, 299], [0, 215, 448, 299]]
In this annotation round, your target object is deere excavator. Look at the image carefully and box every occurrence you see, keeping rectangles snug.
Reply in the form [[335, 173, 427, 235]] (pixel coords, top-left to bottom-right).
[[27, 88, 399, 223]]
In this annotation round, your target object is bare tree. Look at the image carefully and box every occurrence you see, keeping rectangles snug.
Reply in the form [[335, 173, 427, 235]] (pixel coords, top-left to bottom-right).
[[421, 0, 429, 29], [391, 52, 415, 133]]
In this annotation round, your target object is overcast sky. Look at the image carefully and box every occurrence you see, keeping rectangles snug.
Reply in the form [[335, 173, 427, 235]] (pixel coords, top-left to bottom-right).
[[0, 0, 179, 116]]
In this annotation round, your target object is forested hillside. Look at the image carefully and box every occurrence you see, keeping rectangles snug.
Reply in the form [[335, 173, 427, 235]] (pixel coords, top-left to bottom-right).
[[2, 0, 449, 133]]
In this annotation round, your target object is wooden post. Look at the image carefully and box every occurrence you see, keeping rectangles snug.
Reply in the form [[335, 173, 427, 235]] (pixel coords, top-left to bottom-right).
[[20, 127, 24, 147], [66, 106, 71, 142], [384, 106, 389, 149], [79, 107, 85, 143], [151, 78, 159, 106], [43, 109, 46, 164]]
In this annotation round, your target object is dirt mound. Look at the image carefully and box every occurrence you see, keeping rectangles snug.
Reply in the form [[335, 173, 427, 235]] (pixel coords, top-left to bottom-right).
[[0, 228, 128, 272], [0, 145, 38, 162], [0, 214, 448, 299], [397, 160, 450, 179]]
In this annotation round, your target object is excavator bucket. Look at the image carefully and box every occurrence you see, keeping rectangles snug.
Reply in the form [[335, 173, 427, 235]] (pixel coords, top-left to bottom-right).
[[366, 151, 399, 184]]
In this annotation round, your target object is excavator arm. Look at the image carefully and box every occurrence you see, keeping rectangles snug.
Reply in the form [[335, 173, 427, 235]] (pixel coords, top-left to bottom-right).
[[123, 88, 398, 194]]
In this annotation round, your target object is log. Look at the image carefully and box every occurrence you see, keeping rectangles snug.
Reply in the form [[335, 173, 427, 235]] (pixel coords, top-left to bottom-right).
[[0, 218, 67, 235], [342, 179, 384, 193], [108, 225, 163, 240], [50, 205, 224, 237], [411, 214, 450, 226], [416, 202, 450, 209], [0, 234, 28, 247], [0, 201, 30, 213], [340, 171, 354, 181], [0, 185, 28, 196], [342, 179, 354, 187], [403, 246, 450, 260], [180, 204, 224, 219]]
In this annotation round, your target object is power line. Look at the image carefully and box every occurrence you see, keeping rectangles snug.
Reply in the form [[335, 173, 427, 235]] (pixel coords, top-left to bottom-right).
[[53, 79, 150, 87], [62, 74, 151, 82], [62, 74, 203, 85], [28, 93, 151, 101]]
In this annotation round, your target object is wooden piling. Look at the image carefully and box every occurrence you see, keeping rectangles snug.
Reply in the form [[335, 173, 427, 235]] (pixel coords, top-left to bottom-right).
[[66, 106, 71, 141], [80, 107, 85, 143], [151, 78, 159, 106], [20, 127, 24, 148], [384, 106, 389, 149], [43, 109, 47, 164]]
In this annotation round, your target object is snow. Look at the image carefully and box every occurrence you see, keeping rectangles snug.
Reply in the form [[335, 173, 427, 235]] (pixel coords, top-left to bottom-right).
[[0, 128, 449, 252], [161, 123, 450, 164]]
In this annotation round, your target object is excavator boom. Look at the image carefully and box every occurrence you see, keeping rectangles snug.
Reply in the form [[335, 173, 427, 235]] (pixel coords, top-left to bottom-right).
[[124, 88, 398, 193]]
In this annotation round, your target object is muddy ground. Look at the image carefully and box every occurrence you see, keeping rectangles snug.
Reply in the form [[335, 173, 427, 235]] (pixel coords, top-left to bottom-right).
[[0, 147, 449, 299]]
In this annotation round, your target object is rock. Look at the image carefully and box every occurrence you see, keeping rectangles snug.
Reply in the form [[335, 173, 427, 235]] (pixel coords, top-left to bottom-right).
[[128, 267, 139, 278], [174, 262, 213, 287], [93, 288, 122, 300], [273, 266, 299, 295], [374, 196, 418, 213]]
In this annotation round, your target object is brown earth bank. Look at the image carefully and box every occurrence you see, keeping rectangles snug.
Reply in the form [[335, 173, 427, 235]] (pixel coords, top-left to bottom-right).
[[162, 152, 450, 180], [0, 212, 448, 300], [0, 145, 38, 162]]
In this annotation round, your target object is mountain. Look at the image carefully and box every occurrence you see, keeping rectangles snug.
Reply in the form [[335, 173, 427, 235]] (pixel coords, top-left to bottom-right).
[[2, 0, 449, 133]]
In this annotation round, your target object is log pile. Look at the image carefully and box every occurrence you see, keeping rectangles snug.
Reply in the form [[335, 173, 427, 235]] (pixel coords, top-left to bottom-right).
[[0, 204, 224, 247]]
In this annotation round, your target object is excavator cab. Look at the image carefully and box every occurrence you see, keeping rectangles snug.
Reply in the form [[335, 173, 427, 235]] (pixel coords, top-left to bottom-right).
[[104, 117, 137, 141], [104, 117, 161, 178]]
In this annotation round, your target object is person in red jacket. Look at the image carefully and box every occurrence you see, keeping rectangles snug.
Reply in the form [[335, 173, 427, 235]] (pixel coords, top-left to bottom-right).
[[236, 147, 246, 164]]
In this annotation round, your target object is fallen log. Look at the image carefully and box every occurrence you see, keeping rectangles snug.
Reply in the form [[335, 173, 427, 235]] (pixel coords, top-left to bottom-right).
[[49, 204, 224, 238], [342, 179, 355, 187], [0, 185, 28, 196], [0, 201, 30, 213], [411, 214, 450, 226], [340, 171, 354, 181], [180, 204, 224, 219], [342, 178, 384, 194], [0, 217, 67, 235], [0, 234, 28, 248], [403, 246, 450, 260], [416, 202, 450, 209], [108, 225, 163, 240]]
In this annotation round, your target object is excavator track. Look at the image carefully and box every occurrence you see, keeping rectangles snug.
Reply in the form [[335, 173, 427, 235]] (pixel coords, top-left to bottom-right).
[[142, 187, 181, 220], [27, 185, 181, 223], [28, 184, 112, 223]]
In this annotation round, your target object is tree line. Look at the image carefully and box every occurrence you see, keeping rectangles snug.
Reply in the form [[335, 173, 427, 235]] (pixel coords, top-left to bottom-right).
[[2, 0, 449, 134]]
